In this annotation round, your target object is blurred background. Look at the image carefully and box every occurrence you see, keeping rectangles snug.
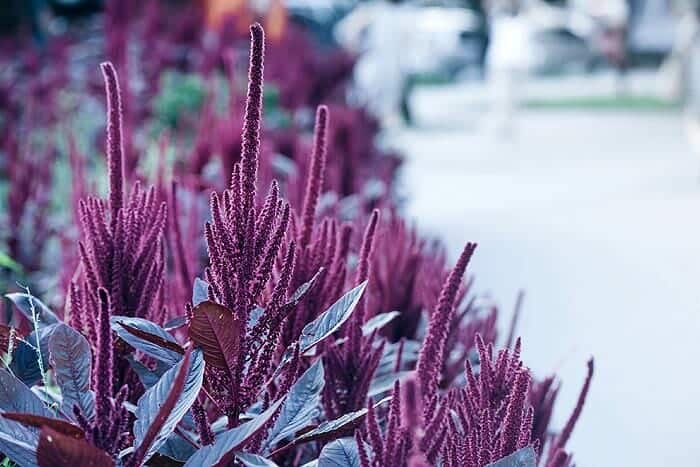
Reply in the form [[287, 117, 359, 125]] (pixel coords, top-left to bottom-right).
[[1, 0, 699, 465]]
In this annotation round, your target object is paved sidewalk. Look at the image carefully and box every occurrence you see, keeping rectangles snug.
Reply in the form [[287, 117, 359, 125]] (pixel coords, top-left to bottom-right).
[[388, 90, 700, 466]]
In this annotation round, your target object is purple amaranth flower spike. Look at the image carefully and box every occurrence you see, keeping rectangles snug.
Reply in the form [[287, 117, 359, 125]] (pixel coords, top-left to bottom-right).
[[239, 22, 264, 218], [365, 212, 423, 340], [72, 63, 168, 405], [200, 24, 304, 428], [71, 288, 130, 455], [322, 210, 386, 420], [94, 288, 114, 424], [298, 105, 328, 249], [353, 208, 379, 324], [101, 62, 125, 230], [3, 134, 55, 276], [355, 335, 580, 467], [430, 337, 532, 466], [416, 242, 477, 402], [545, 358, 594, 467], [357, 381, 411, 467]]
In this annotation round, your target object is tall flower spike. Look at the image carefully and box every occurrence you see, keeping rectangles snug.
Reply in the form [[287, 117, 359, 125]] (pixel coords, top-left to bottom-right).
[[549, 358, 594, 457], [415, 242, 477, 401], [352, 209, 380, 327], [171, 181, 192, 294], [498, 368, 531, 458], [238, 23, 265, 209], [299, 105, 329, 249], [94, 288, 114, 441], [99, 62, 124, 230]]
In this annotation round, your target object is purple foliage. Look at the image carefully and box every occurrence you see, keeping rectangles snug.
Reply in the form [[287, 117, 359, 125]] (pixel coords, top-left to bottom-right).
[[0, 15, 594, 467]]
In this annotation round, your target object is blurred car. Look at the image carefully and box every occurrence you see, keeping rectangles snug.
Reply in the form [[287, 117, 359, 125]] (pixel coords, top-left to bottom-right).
[[335, 1, 487, 80], [334, 1, 488, 123]]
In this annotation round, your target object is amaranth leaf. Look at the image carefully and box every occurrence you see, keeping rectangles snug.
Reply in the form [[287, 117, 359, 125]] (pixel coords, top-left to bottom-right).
[[2, 413, 84, 439], [4, 294, 58, 327], [188, 301, 241, 375], [486, 446, 537, 467], [184, 396, 286, 467], [265, 360, 324, 449], [299, 281, 367, 353], [48, 324, 94, 421], [131, 348, 204, 466], [37, 427, 114, 467], [111, 316, 184, 366], [318, 438, 360, 467]]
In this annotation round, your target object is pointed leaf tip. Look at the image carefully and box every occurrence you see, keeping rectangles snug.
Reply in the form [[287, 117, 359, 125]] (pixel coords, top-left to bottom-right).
[[299, 281, 368, 353]]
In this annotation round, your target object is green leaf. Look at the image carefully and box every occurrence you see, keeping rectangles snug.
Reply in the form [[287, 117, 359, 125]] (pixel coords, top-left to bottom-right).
[[0, 252, 23, 274]]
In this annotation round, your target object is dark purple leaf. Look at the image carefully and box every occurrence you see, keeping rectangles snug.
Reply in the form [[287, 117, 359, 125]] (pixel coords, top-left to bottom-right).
[[48, 324, 94, 421], [131, 347, 204, 466], [0, 324, 13, 355], [2, 413, 84, 439], [183, 396, 286, 467], [4, 293, 58, 326], [111, 316, 184, 366], [265, 360, 324, 448], [318, 438, 360, 467], [188, 301, 241, 372], [486, 447, 537, 467], [37, 427, 114, 467]]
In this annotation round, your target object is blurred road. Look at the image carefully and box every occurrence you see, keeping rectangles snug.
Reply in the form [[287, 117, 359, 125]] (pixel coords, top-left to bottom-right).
[[389, 81, 700, 466]]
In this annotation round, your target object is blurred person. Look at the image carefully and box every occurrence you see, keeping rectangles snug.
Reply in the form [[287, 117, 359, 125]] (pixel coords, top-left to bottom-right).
[[663, 1, 700, 165], [583, 0, 629, 92], [335, 0, 415, 126], [484, 0, 532, 136], [463, 0, 490, 79]]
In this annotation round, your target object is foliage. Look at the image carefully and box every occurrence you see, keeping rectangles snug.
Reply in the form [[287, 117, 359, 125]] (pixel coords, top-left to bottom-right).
[[0, 9, 593, 467]]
